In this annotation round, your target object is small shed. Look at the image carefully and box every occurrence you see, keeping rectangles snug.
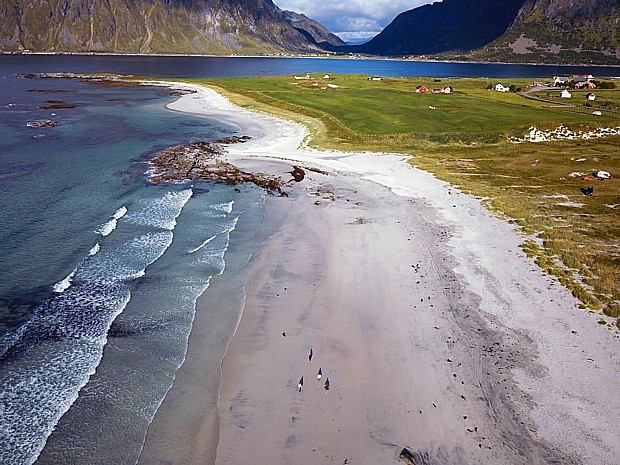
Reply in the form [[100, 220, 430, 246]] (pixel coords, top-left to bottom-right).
[[495, 84, 510, 92], [560, 89, 572, 98], [586, 93, 596, 101], [442, 86, 452, 93], [415, 85, 428, 93], [323, 74, 331, 79]]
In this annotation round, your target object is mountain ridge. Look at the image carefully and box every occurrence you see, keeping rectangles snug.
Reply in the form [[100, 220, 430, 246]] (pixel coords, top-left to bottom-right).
[[0, 0, 322, 55], [341, 0, 527, 56]]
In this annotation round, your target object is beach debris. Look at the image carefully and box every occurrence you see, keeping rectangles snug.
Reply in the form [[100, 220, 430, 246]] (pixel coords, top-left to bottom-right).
[[399, 448, 433, 465], [317, 367, 322, 380], [298, 376, 304, 392], [324, 378, 330, 391], [595, 170, 612, 180], [308, 348, 313, 361], [289, 166, 305, 182]]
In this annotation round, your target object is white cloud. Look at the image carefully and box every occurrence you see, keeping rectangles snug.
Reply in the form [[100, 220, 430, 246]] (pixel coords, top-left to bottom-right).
[[275, 0, 435, 43]]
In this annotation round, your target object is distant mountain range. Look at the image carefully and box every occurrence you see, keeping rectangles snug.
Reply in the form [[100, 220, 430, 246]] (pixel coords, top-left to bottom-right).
[[344, 0, 620, 65], [1, 0, 618, 65], [344, 0, 527, 56], [0, 0, 320, 55]]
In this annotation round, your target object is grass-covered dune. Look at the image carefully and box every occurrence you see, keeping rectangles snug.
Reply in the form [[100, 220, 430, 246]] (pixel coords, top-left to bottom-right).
[[182, 74, 619, 329]]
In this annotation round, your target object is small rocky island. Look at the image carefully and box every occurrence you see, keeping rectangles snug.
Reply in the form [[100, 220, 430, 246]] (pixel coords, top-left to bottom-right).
[[147, 140, 291, 196]]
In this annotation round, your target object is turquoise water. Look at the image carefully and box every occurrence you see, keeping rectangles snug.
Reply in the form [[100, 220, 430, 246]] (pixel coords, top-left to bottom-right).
[[0, 71, 266, 464]]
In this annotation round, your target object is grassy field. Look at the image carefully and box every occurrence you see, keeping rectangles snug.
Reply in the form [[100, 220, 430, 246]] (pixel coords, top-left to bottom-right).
[[177, 74, 620, 329]]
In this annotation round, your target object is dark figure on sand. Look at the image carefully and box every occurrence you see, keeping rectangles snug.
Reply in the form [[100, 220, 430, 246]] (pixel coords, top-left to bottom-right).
[[324, 378, 330, 391], [298, 376, 304, 392], [317, 367, 322, 380], [309, 348, 313, 361]]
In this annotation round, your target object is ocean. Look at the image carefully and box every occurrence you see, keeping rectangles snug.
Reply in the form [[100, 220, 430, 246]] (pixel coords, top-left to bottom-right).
[[1, 55, 620, 465], [0, 65, 269, 465]]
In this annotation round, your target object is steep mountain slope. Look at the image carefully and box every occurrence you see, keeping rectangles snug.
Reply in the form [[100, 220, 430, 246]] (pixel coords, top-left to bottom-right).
[[347, 0, 527, 56], [471, 0, 620, 64], [0, 0, 320, 55], [282, 10, 346, 47]]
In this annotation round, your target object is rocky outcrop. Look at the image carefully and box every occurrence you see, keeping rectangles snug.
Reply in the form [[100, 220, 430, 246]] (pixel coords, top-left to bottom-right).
[[147, 141, 290, 195]]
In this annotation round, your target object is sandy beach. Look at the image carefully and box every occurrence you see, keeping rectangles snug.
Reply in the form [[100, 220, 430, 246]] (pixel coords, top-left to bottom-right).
[[138, 82, 620, 465]]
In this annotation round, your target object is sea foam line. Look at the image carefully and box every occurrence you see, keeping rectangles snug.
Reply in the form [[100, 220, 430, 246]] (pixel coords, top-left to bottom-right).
[[52, 270, 75, 293], [188, 235, 217, 254], [96, 206, 128, 236]]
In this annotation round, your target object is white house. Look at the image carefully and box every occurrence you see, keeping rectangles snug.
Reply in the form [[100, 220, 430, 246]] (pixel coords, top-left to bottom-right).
[[495, 84, 510, 92], [442, 86, 452, 93], [323, 74, 331, 79], [560, 89, 572, 98], [586, 92, 596, 101]]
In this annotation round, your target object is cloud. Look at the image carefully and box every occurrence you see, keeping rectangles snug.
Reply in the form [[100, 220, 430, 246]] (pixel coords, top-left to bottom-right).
[[275, 0, 435, 44]]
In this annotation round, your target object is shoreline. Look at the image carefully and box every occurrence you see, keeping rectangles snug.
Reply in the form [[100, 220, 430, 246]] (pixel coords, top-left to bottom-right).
[[139, 81, 620, 464], [3, 51, 620, 69]]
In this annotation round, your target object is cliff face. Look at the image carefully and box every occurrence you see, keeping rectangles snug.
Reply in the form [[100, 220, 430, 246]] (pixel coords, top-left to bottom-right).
[[471, 0, 620, 64], [348, 0, 527, 56], [0, 0, 320, 55]]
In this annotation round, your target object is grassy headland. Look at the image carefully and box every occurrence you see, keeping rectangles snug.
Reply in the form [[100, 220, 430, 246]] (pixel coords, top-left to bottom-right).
[[178, 74, 620, 328]]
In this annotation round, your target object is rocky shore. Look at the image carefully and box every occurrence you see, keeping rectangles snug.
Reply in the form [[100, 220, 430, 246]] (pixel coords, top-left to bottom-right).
[[146, 140, 292, 195]]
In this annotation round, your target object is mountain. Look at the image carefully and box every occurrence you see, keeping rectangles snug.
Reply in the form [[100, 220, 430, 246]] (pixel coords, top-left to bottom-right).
[[0, 0, 321, 55], [346, 0, 527, 56], [282, 10, 346, 48], [470, 0, 620, 65]]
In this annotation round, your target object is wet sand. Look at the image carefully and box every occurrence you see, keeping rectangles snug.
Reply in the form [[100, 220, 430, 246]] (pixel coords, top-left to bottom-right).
[[138, 82, 620, 465]]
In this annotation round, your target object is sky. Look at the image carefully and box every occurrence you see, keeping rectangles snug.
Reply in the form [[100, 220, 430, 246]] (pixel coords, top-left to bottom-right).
[[274, 0, 435, 44]]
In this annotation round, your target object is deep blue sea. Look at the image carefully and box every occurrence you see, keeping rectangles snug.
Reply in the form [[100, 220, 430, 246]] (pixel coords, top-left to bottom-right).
[[1, 55, 619, 465]]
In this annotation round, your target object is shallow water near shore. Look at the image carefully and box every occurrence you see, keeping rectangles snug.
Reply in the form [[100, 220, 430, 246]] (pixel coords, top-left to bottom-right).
[[0, 69, 268, 464]]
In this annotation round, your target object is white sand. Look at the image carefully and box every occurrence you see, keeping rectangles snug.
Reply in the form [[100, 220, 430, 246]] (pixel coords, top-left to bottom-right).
[[141, 81, 620, 465]]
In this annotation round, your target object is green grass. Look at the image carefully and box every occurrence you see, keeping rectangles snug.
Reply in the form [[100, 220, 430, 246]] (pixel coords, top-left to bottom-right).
[[198, 75, 615, 139], [168, 74, 620, 328]]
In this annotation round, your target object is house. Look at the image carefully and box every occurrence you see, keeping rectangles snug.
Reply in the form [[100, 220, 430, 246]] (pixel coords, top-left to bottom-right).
[[560, 89, 572, 98], [294, 74, 311, 80], [442, 86, 452, 93], [554, 76, 569, 86], [432, 88, 441, 94], [586, 93, 596, 101], [415, 85, 428, 93], [532, 81, 544, 87], [495, 84, 510, 92], [323, 74, 331, 79], [368, 76, 382, 81], [327, 83, 339, 89]]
